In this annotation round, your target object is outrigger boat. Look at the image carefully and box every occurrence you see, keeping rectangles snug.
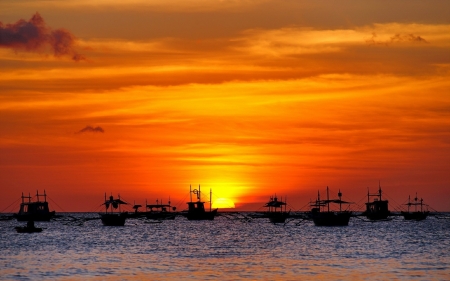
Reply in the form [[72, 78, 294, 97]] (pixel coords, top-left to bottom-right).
[[264, 195, 289, 223], [310, 187, 352, 226], [15, 220, 42, 233], [13, 190, 55, 221], [183, 185, 218, 220], [362, 183, 390, 220], [100, 194, 128, 226], [146, 199, 177, 220], [401, 193, 429, 221]]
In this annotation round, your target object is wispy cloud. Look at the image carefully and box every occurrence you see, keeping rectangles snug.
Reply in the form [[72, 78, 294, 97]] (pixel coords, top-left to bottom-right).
[[0, 13, 85, 61], [77, 126, 104, 133]]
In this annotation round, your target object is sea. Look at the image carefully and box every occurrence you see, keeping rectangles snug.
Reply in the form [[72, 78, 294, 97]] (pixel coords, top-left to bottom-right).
[[1, 213, 449, 281]]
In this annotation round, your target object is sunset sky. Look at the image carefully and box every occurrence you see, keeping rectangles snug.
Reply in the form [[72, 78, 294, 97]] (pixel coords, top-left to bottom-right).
[[1, 0, 449, 212]]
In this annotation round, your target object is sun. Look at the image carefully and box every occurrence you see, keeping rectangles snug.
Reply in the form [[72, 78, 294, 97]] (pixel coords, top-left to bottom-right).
[[212, 198, 235, 209]]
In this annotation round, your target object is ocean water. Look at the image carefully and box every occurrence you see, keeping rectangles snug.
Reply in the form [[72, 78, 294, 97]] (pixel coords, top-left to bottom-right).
[[1, 214, 449, 280]]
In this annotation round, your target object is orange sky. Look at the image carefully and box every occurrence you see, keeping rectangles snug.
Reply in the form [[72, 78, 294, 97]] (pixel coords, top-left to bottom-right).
[[1, 0, 450, 212]]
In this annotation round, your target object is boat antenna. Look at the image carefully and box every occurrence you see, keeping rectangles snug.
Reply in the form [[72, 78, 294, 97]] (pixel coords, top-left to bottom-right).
[[190, 184, 192, 202], [378, 180, 382, 201], [210, 188, 212, 212]]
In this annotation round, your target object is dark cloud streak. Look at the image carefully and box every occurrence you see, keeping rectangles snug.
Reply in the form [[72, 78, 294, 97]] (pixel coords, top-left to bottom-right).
[[0, 13, 85, 61], [77, 126, 105, 134]]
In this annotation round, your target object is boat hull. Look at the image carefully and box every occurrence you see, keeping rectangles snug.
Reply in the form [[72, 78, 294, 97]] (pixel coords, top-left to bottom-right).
[[146, 212, 177, 220], [185, 209, 218, 220], [268, 212, 290, 223], [401, 211, 429, 221], [312, 211, 352, 226], [363, 211, 390, 221], [14, 211, 56, 222], [100, 213, 127, 226]]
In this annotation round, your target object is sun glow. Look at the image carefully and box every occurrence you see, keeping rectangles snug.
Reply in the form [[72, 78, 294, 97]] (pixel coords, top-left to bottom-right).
[[212, 198, 235, 209]]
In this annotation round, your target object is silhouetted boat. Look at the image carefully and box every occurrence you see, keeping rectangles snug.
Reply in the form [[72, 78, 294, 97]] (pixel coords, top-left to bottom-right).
[[264, 195, 289, 223], [15, 220, 42, 233], [362, 183, 390, 220], [183, 185, 218, 220], [309, 187, 352, 226], [146, 199, 177, 220], [13, 190, 56, 221], [125, 202, 145, 218], [401, 193, 429, 221], [100, 194, 128, 226]]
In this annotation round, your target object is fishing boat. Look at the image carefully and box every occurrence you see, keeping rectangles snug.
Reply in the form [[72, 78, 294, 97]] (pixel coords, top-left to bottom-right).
[[183, 185, 218, 220], [310, 187, 352, 226], [99, 194, 128, 226], [13, 190, 56, 221], [126, 202, 145, 219], [401, 193, 429, 221], [15, 220, 43, 233], [146, 199, 177, 220], [263, 195, 290, 223], [362, 183, 390, 220]]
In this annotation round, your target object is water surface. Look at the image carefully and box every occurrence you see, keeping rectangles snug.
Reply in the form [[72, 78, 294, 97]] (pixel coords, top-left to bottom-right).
[[1, 214, 449, 280]]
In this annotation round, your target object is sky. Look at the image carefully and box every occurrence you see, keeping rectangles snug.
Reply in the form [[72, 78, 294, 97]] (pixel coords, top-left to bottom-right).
[[1, 0, 450, 212]]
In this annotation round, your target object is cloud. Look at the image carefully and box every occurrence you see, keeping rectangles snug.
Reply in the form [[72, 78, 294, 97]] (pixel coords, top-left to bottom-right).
[[0, 13, 85, 61], [366, 32, 428, 45], [77, 126, 105, 133]]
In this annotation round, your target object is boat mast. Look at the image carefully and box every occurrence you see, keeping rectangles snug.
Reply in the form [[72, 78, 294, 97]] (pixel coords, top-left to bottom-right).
[[408, 195, 411, 212], [327, 186, 330, 212], [414, 192, 418, 212], [338, 189, 342, 212], [190, 185, 192, 202], [210, 188, 212, 212], [378, 181, 382, 201]]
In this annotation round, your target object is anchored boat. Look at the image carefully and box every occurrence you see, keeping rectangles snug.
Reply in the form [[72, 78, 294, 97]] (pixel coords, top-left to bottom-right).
[[310, 187, 352, 226], [100, 194, 128, 226], [401, 193, 429, 221], [183, 185, 217, 220], [146, 199, 177, 220], [264, 195, 290, 223], [363, 183, 390, 220], [13, 190, 55, 221]]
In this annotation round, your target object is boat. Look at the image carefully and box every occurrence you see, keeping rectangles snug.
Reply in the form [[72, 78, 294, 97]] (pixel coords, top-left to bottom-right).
[[125, 202, 145, 218], [99, 194, 128, 226], [263, 195, 290, 223], [15, 221, 43, 233], [401, 193, 429, 221], [13, 190, 56, 221], [362, 183, 390, 220], [146, 199, 177, 220], [183, 185, 218, 220], [309, 187, 352, 226]]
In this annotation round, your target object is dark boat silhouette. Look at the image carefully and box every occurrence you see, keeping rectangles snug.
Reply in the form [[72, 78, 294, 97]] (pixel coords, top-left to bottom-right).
[[363, 183, 390, 220], [263, 195, 289, 223], [183, 185, 218, 220], [15, 220, 42, 233], [100, 194, 128, 226], [310, 187, 352, 226], [146, 199, 177, 220], [401, 193, 429, 221], [13, 190, 56, 221]]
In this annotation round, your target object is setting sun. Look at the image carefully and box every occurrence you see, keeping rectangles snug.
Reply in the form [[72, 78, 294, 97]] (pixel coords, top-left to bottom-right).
[[212, 198, 236, 209]]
